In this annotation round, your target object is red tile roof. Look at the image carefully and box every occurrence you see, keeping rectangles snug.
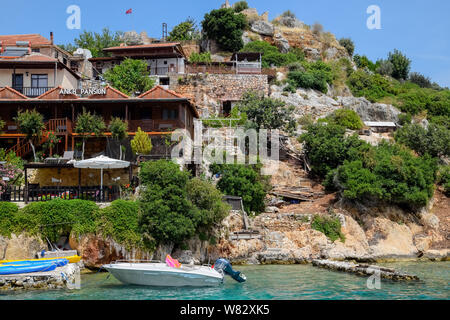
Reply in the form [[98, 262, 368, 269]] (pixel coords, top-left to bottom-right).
[[88, 86, 129, 99], [138, 85, 186, 99], [36, 86, 78, 100], [0, 53, 57, 62], [0, 86, 29, 100], [0, 34, 52, 46]]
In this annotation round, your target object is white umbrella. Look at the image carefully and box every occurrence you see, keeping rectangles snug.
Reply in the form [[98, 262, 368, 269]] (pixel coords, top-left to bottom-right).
[[73, 156, 130, 199]]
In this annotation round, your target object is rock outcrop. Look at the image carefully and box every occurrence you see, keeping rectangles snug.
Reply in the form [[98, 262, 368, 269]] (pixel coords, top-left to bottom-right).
[[251, 20, 275, 36], [336, 96, 401, 122], [0, 234, 46, 261]]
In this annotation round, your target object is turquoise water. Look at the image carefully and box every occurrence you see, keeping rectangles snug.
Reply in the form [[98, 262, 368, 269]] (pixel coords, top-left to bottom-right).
[[1, 262, 448, 300]]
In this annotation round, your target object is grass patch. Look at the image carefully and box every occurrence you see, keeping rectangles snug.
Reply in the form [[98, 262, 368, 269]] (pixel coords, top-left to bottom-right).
[[311, 215, 345, 242]]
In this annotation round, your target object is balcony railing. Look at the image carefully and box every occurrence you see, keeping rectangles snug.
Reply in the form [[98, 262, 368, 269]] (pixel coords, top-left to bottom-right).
[[12, 87, 53, 98]]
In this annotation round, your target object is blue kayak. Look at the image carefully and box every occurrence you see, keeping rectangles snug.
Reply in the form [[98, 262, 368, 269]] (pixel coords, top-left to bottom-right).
[[1, 258, 68, 268], [0, 262, 57, 275]]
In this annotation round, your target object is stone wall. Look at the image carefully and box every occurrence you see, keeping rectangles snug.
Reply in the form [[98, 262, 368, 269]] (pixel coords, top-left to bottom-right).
[[169, 73, 269, 116]]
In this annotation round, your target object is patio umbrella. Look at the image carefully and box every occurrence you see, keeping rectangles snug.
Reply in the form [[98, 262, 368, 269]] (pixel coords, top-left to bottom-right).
[[73, 156, 130, 199]]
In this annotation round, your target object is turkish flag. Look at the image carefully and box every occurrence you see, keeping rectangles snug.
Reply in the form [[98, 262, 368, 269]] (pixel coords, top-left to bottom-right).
[[126, 8, 132, 14]]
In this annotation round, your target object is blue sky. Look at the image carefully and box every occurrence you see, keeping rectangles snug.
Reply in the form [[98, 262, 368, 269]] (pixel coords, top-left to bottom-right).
[[1, 0, 449, 87]]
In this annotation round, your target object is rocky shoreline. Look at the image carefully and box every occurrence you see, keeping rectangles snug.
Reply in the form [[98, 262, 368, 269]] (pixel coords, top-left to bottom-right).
[[0, 263, 80, 291]]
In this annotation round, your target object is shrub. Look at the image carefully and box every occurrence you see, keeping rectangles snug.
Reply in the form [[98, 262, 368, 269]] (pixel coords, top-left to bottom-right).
[[233, 1, 249, 13], [189, 52, 212, 64], [299, 123, 368, 178], [388, 49, 411, 80], [311, 215, 345, 242], [376, 59, 394, 76], [202, 8, 247, 52], [395, 123, 450, 158], [353, 54, 376, 72], [312, 22, 323, 36], [97, 200, 144, 249], [325, 109, 364, 130], [187, 178, 230, 228], [131, 127, 153, 155], [347, 70, 397, 102], [18, 199, 98, 242], [281, 10, 297, 19], [237, 91, 296, 132], [339, 38, 355, 57], [0, 202, 19, 237], [437, 166, 450, 195], [211, 164, 269, 214], [287, 61, 334, 93], [333, 142, 437, 210], [409, 72, 433, 88]]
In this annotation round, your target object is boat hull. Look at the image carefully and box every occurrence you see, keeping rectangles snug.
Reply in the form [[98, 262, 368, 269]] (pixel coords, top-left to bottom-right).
[[0, 255, 81, 264], [103, 263, 224, 287], [0, 263, 57, 275]]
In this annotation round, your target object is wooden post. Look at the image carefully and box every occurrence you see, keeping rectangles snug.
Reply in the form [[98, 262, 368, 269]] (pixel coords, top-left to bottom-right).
[[129, 165, 133, 184], [24, 167, 28, 204], [65, 134, 68, 152], [78, 168, 81, 197], [71, 136, 75, 152]]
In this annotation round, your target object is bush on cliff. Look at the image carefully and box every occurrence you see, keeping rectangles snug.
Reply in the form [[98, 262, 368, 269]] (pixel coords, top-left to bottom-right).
[[311, 215, 345, 242], [210, 163, 269, 214], [347, 70, 397, 102], [97, 200, 144, 250], [202, 8, 247, 52], [139, 160, 229, 245], [286, 61, 334, 93], [17, 199, 98, 242], [0, 202, 19, 237], [331, 141, 437, 210], [324, 109, 364, 130], [299, 123, 368, 179], [241, 41, 304, 68], [395, 123, 450, 158]]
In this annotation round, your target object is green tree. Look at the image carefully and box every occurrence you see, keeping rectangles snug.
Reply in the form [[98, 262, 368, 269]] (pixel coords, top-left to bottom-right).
[[187, 178, 230, 228], [109, 117, 128, 160], [104, 59, 155, 96], [210, 164, 268, 214], [353, 54, 376, 72], [286, 60, 334, 94], [375, 59, 394, 76], [202, 8, 247, 52], [14, 109, 46, 162], [409, 72, 433, 88], [168, 18, 200, 41], [299, 123, 368, 178], [138, 160, 198, 244], [74, 108, 106, 159], [61, 28, 123, 58], [130, 127, 152, 155], [388, 49, 411, 80], [332, 142, 437, 210], [339, 38, 355, 57], [237, 91, 296, 132]]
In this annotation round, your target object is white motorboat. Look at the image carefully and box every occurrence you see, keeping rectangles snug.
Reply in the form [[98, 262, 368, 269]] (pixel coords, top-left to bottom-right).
[[103, 261, 224, 287]]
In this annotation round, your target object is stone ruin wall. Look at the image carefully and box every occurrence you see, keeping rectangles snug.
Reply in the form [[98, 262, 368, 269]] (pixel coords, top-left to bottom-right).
[[169, 73, 269, 117]]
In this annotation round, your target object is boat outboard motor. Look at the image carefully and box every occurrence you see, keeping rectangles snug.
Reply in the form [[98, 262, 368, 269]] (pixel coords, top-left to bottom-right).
[[214, 258, 246, 283]]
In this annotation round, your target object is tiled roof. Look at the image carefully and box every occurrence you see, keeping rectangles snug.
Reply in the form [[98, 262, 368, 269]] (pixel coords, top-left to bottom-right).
[[0, 34, 51, 46], [0, 86, 29, 100], [88, 86, 129, 99], [103, 42, 180, 51], [36, 87, 78, 100], [138, 85, 186, 99], [0, 53, 57, 62]]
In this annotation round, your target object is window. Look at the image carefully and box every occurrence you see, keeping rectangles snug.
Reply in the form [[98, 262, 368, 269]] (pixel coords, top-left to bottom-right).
[[12, 74, 23, 90], [31, 74, 48, 88], [32, 48, 40, 53], [159, 77, 170, 86], [162, 108, 178, 120]]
